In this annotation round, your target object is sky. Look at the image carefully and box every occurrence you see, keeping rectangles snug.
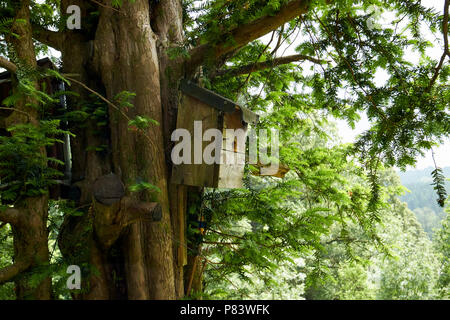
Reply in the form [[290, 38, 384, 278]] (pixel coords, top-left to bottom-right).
[[336, 0, 449, 170], [336, 115, 450, 170], [256, 0, 449, 170]]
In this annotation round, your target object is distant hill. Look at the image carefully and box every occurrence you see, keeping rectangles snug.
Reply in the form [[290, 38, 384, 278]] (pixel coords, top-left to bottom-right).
[[398, 166, 450, 186], [397, 166, 450, 238]]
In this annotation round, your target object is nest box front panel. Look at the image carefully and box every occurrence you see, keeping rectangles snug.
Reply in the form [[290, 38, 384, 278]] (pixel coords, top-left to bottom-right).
[[171, 94, 222, 187]]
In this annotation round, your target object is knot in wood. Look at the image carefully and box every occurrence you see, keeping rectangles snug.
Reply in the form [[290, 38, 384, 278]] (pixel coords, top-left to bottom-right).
[[93, 173, 125, 205]]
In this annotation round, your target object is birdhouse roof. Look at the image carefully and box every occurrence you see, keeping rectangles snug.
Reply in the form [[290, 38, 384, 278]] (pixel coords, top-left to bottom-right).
[[180, 79, 259, 125]]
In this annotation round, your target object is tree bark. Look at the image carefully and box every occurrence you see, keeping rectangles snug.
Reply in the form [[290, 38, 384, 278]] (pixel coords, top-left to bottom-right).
[[12, 196, 52, 299], [54, 0, 181, 300], [1, 0, 52, 300], [152, 0, 187, 299], [92, 0, 176, 299]]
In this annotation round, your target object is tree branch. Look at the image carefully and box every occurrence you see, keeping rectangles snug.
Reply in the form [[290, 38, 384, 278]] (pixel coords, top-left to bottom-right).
[[202, 241, 240, 246], [31, 24, 64, 51], [121, 198, 162, 225], [0, 56, 17, 73], [428, 0, 449, 90], [214, 54, 326, 78], [186, 0, 311, 73], [271, 25, 285, 56], [0, 208, 21, 225], [0, 258, 32, 285]]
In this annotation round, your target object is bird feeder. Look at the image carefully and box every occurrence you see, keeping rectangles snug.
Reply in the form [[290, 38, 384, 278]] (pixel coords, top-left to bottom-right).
[[171, 80, 259, 189]]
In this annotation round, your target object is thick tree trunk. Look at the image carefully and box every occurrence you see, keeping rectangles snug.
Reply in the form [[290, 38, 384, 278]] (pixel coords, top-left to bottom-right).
[[12, 197, 52, 299], [57, 0, 205, 300], [92, 0, 177, 299], [60, 0, 112, 203], [54, 0, 114, 299], [2, 0, 52, 299], [152, 0, 187, 299]]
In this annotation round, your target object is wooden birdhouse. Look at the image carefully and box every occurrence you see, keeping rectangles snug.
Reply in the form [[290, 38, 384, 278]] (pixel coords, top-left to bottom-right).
[[171, 80, 259, 189]]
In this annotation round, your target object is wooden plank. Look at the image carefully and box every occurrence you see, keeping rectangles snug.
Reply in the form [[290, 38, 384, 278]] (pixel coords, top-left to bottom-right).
[[217, 150, 245, 188], [220, 110, 247, 188], [171, 94, 223, 187], [179, 80, 236, 113], [177, 185, 187, 267], [250, 162, 290, 178], [222, 109, 247, 154]]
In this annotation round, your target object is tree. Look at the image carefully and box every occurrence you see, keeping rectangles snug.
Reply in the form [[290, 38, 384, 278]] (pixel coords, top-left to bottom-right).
[[434, 206, 450, 298], [376, 197, 440, 300], [0, 0, 53, 299], [302, 170, 441, 300], [0, 0, 449, 299]]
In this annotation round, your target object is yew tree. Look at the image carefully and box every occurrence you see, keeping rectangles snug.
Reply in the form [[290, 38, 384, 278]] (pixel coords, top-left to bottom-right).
[[0, 0, 448, 299]]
